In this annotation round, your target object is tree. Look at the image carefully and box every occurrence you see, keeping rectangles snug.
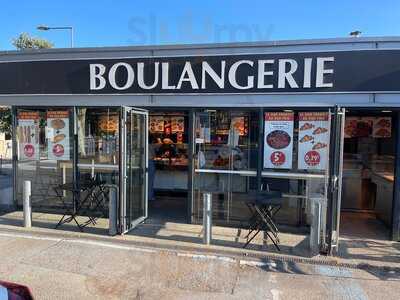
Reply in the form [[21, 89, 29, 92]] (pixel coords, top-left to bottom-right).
[[12, 32, 53, 50], [0, 33, 53, 137], [0, 107, 11, 138]]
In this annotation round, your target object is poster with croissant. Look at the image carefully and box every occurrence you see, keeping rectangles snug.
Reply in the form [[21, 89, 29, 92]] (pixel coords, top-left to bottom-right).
[[298, 112, 330, 170], [47, 111, 70, 160], [17, 112, 40, 160]]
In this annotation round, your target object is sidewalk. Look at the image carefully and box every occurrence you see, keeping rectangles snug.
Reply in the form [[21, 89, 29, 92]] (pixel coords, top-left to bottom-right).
[[0, 228, 399, 299], [0, 211, 399, 273]]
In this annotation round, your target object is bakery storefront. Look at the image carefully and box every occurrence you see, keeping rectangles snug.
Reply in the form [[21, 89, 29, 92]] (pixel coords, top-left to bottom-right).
[[1, 37, 400, 255]]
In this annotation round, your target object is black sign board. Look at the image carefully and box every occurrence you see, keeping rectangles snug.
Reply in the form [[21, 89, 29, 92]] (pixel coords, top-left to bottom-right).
[[0, 49, 399, 94]]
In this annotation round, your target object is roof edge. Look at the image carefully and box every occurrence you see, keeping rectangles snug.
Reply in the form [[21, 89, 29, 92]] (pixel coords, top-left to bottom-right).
[[1, 36, 400, 56]]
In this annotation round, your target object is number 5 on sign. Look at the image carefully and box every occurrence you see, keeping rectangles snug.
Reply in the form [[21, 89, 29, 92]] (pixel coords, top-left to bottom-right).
[[270, 151, 286, 166]]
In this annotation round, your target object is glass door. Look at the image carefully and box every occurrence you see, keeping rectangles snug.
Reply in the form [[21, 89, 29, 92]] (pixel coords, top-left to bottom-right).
[[325, 106, 345, 254], [120, 107, 148, 233]]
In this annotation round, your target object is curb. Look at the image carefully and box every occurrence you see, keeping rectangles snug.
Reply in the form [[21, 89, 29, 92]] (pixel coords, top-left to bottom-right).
[[0, 225, 398, 274]]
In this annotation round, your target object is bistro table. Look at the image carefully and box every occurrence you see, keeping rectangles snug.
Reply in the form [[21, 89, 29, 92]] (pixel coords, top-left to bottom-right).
[[54, 177, 109, 231]]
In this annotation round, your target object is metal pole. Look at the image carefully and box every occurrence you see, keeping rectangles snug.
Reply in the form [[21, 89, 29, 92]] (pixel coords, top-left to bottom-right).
[[70, 27, 74, 48], [203, 192, 212, 244], [23, 180, 31, 228], [109, 186, 118, 236]]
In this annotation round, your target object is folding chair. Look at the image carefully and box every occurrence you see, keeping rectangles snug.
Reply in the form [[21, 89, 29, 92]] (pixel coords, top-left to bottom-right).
[[244, 190, 282, 251]]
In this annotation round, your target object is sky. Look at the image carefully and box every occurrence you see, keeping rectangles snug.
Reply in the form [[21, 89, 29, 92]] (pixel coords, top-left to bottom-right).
[[0, 0, 399, 50]]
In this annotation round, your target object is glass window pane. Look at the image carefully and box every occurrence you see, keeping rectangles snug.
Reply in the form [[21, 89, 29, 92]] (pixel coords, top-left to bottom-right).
[[16, 108, 74, 212], [77, 107, 120, 185]]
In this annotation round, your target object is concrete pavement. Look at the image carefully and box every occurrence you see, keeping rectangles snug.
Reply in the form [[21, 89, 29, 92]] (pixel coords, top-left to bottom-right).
[[0, 230, 399, 299]]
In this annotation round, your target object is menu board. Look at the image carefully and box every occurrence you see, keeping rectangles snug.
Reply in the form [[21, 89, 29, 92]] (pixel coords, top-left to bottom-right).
[[298, 112, 329, 170], [171, 117, 185, 133], [373, 117, 391, 138], [149, 116, 164, 133], [344, 116, 391, 138], [344, 117, 374, 138], [264, 112, 294, 169], [47, 111, 70, 160], [98, 115, 118, 133], [17, 112, 40, 160]]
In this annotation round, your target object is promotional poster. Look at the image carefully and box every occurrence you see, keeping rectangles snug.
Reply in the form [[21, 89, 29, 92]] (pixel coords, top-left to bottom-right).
[[264, 112, 294, 169], [47, 111, 70, 161], [298, 112, 330, 170]]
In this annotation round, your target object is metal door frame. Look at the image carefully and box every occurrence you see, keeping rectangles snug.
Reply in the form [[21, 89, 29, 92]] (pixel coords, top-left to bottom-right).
[[325, 106, 345, 255], [119, 106, 149, 234]]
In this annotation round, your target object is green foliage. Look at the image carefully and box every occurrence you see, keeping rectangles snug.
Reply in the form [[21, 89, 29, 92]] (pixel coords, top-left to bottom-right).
[[12, 32, 53, 50], [0, 107, 11, 138]]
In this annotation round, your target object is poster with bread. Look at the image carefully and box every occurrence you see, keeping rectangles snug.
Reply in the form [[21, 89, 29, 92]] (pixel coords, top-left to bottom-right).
[[149, 116, 164, 133], [47, 111, 70, 160], [373, 117, 391, 138], [298, 112, 330, 170], [171, 117, 185, 133], [264, 112, 294, 169], [17, 111, 40, 160]]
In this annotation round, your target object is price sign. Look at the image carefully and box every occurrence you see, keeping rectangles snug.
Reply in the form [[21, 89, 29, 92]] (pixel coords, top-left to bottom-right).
[[270, 151, 286, 166], [304, 150, 321, 166], [264, 112, 294, 169], [298, 112, 329, 170]]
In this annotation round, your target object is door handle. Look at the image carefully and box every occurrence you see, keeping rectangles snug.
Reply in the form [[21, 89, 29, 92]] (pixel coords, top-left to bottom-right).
[[332, 175, 338, 190]]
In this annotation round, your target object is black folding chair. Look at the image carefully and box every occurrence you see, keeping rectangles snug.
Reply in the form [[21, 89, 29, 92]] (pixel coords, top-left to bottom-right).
[[54, 174, 109, 231], [244, 190, 282, 251], [53, 181, 94, 231]]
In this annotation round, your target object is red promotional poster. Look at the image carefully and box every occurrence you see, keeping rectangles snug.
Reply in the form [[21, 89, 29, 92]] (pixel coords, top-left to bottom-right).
[[298, 112, 329, 170], [17, 112, 40, 160], [47, 111, 70, 160], [264, 112, 294, 169]]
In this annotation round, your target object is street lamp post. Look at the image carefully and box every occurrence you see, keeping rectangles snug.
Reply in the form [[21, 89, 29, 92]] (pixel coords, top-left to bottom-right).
[[37, 25, 74, 48]]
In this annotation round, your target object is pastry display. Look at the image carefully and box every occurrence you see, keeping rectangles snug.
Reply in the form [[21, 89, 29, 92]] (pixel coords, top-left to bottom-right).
[[374, 128, 391, 137], [373, 117, 392, 138], [377, 118, 391, 128]]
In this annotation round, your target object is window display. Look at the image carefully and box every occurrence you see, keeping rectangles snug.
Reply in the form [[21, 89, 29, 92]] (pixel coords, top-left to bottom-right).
[[344, 116, 392, 138], [149, 112, 189, 171], [77, 108, 120, 184], [195, 111, 255, 170]]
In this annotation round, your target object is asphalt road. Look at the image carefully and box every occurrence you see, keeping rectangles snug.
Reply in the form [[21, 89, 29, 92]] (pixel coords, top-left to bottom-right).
[[0, 231, 399, 300]]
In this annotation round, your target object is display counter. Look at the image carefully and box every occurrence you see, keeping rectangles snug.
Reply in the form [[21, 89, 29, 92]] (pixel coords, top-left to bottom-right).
[[371, 171, 394, 226]]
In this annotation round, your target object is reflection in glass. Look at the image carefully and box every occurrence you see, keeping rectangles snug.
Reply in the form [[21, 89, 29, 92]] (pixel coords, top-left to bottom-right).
[[77, 107, 120, 185], [193, 110, 259, 225]]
